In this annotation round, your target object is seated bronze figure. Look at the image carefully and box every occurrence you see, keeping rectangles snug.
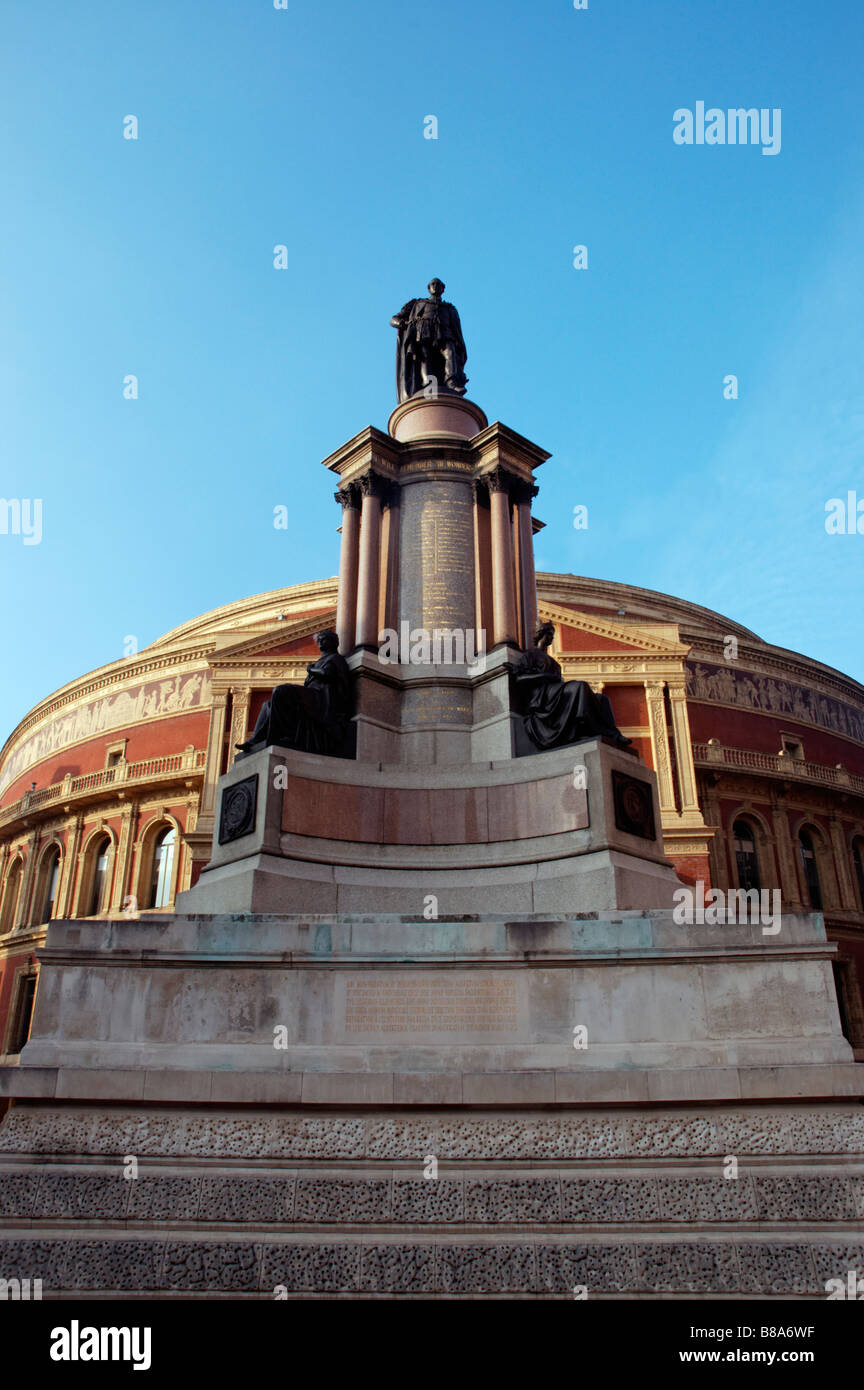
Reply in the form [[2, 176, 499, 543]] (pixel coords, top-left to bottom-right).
[[513, 621, 632, 753], [236, 628, 353, 759]]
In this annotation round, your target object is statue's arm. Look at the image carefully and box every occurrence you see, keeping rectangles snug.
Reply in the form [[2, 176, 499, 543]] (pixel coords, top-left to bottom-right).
[[450, 304, 466, 351], [390, 300, 416, 328], [515, 670, 557, 683]]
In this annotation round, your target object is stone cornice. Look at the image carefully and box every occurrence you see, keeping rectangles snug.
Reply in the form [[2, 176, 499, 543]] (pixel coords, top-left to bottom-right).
[[208, 610, 339, 666], [537, 573, 761, 641], [149, 579, 340, 649], [539, 602, 690, 658]]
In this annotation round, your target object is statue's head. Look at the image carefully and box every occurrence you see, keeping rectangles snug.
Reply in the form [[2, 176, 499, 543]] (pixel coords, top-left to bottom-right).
[[314, 628, 339, 653], [534, 621, 555, 649], [428, 278, 445, 297]]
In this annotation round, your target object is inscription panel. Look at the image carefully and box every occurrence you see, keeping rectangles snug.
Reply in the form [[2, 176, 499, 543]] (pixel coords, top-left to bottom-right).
[[338, 974, 522, 1040], [398, 479, 476, 633]]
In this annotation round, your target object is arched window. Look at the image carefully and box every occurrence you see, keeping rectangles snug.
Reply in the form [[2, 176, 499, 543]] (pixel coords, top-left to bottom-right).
[[10, 970, 38, 1054], [733, 819, 761, 893], [0, 859, 23, 934], [798, 829, 822, 910], [852, 838, 864, 913], [147, 826, 177, 910], [34, 846, 61, 925], [88, 836, 112, 917]]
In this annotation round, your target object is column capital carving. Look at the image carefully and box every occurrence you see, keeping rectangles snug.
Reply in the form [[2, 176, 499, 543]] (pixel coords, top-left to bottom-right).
[[511, 479, 539, 505], [334, 483, 362, 510], [357, 470, 391, 502], [484, 465, 516, 495]]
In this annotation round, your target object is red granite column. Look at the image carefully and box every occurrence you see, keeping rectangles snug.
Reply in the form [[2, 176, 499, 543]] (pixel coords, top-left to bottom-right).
[[487, 468, 518, 646], [355, 474, 384, 650], [334, 485, 361, 655], [515, 481, 539, 648]]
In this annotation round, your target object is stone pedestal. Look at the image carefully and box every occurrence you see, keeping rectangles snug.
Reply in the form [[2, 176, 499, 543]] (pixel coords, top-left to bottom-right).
[[175, 738, 679, 916], [1, 904, 861, 1298]]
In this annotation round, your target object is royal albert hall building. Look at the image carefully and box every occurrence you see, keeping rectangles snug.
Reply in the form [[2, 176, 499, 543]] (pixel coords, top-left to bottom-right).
[[2, 570, 864, 1074]]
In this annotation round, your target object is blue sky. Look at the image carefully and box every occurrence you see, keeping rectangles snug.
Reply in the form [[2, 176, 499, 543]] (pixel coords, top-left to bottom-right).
[[1, 0, 863, 739]]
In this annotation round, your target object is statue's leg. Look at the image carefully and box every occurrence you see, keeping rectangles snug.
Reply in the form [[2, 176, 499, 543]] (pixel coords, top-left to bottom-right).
[[236, 699, 271, 752], [266, 684, 303, 749], [442, 344, 457, 388]]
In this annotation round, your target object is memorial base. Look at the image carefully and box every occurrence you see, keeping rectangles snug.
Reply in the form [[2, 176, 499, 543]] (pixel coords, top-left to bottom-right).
[[177, 738, 679, 917], [1, 906, 862, 1298]]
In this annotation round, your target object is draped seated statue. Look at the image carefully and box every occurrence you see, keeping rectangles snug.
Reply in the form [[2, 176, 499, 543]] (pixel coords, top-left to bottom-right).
[[236, 628, 354, 759], [513, 621, 633, 754]]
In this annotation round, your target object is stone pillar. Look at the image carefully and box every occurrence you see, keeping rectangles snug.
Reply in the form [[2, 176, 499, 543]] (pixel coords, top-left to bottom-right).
[[15, 831, 40, 929], [514, 482, 539, 649], [667, 680, 701, 814], [335, 485, 361, 655], [179, 799, 198, 894], [355, 474, 384, 650], [229, 687, 251, 766], [378, 492, 400, 636], [487, 468, 518, 647], [645, 681, 677, 814], [829, 816, 857, 910], [111, 805, 137, 914], [771, 798, 801, 907], [700, 781, 729, 890], [200, 690, 230, 822], [57, 816, 82, 919], [472, 482, 493, 642]]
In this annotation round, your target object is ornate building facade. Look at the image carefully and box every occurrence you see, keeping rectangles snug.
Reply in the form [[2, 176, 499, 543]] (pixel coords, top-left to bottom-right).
[[2, 570, 864, 1068]]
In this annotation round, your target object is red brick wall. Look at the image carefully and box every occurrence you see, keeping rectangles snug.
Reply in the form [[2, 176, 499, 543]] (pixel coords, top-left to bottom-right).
[[688, 702, 864, 775], [669, 854, 711, 890], [0, 711, 209, 808]]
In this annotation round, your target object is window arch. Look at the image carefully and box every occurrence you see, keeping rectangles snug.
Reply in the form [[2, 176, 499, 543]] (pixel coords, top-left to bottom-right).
[[33, 844, 62, 926], [798, 827, 823, 910], [732, 818, 761, 893], [0, 858, 24, 934], [147, 825, 177, 910], [851, 837, 864, 913], [86, 834, 113, 917]]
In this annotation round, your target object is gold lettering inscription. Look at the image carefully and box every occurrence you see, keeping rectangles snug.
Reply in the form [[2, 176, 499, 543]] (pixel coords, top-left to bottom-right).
[[344, 977, 518, 1033]]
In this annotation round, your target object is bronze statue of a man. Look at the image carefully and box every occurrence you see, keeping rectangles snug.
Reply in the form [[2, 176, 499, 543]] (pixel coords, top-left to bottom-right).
[[236, 629, 352, 759], [390, 278, 468, 401]]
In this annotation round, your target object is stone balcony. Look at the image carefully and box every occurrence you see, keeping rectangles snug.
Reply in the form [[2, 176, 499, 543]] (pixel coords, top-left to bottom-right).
[[0, 748, 207, 829], [693, 740, 864, 795]]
